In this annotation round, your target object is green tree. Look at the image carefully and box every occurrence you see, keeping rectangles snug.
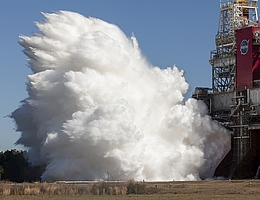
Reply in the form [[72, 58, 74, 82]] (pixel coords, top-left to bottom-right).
[[0, 149, 44, 182], [0, 165, 4, 180]]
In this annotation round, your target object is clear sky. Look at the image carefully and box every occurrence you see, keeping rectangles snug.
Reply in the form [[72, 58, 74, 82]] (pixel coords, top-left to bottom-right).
[[0, 0, 231, 151]]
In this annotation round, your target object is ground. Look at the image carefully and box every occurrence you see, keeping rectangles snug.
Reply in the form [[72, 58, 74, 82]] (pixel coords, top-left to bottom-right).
[[1, 180, 260, 199]]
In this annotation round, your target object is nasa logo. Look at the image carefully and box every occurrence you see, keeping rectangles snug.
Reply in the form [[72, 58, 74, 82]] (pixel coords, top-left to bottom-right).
[[240, 39, 249, 55]]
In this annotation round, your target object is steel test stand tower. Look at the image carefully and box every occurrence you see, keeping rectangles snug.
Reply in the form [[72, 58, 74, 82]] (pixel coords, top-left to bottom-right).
[[193, 0, 260, 179]]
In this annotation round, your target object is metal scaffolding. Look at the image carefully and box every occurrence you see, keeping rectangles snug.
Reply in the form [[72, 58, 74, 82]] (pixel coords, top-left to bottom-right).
[[210, 0, 259, 93]]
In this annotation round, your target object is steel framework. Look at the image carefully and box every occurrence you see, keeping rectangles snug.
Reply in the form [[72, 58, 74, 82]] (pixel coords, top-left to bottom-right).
[[193, 0, 260, 179], [210, 0, 259, 93]]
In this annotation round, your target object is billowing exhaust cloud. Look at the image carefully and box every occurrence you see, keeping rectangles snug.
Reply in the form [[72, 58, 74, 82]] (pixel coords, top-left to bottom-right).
[[11, 11, 230, 182]]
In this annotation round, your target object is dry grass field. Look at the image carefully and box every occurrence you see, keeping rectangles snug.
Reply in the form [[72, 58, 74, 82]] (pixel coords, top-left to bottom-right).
[[1, 180, 260, 199]]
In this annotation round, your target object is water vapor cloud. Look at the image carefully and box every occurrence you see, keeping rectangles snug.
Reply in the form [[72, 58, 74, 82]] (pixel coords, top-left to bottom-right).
[[12, 11, 230, 181]]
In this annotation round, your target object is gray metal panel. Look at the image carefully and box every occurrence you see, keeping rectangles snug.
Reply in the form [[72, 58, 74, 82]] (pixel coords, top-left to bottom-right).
[[212, 92, 234, 110], [249, 88, 260, 104]]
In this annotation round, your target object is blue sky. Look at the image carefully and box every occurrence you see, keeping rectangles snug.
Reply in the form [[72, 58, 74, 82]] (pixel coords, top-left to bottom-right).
[[0, 0, 227, 151]]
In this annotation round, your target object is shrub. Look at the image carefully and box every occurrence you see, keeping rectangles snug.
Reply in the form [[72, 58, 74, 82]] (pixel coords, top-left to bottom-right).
[[127, 179, 146, 194]]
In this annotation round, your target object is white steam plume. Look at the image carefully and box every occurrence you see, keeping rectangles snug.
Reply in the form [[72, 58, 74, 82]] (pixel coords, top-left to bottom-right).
[[11, 11, 230, 181]]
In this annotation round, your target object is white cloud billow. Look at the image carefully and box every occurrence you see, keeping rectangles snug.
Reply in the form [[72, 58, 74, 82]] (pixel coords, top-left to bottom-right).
[[12, 11, 230, 182]]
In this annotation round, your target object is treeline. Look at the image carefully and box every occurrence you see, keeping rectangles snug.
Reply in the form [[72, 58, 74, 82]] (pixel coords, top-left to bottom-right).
[[0, 150, 44, 182]]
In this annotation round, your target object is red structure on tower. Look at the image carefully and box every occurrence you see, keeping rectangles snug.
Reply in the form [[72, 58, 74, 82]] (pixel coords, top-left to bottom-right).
[[237, 26, 260, 89]]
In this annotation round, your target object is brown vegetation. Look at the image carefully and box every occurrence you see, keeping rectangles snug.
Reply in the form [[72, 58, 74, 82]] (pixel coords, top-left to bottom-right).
[[0, 181, 129, 196], [1, 180, 260, 199]]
